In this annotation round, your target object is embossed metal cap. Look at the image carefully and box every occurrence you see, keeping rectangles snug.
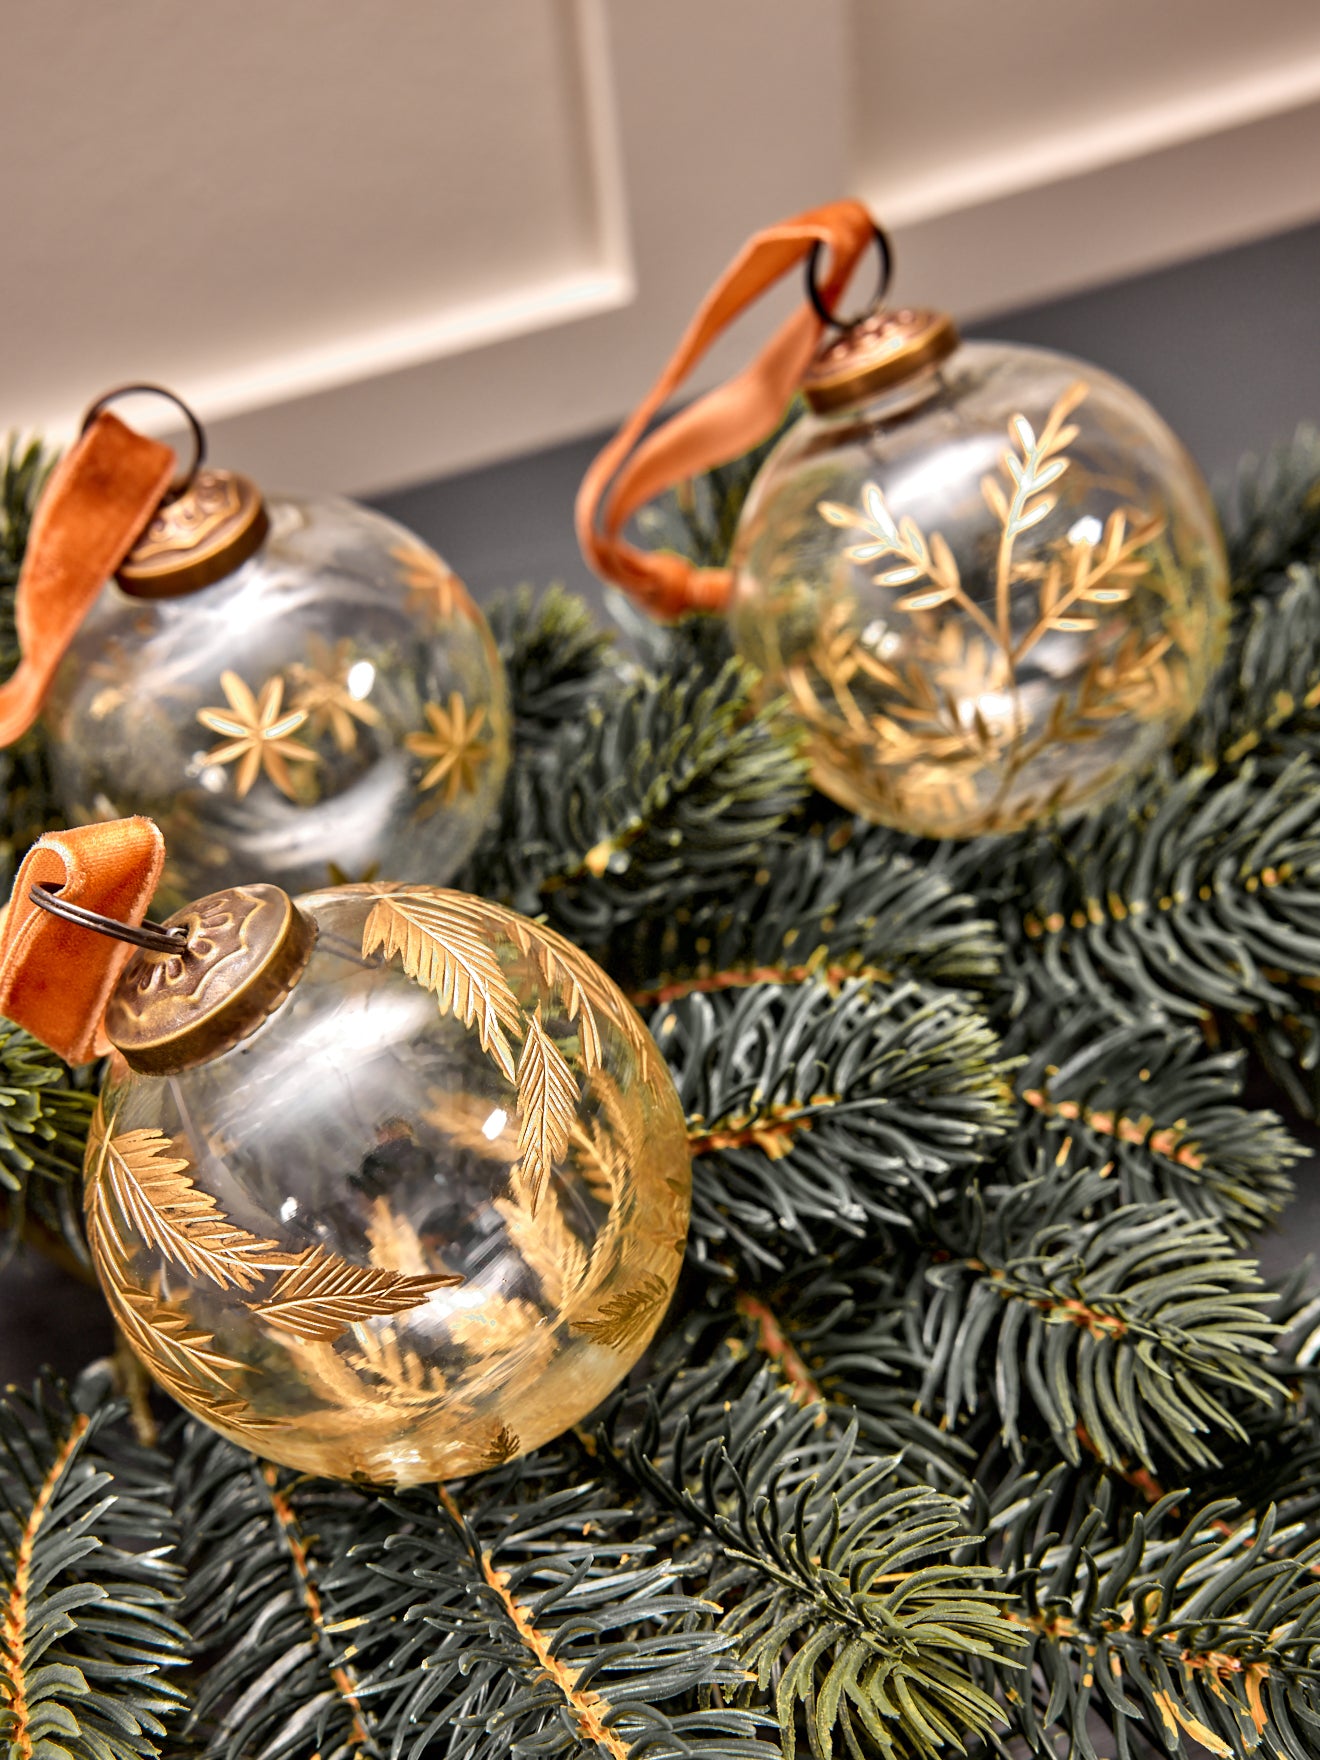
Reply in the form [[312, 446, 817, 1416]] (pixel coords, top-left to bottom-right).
[[105, 884, 316, 1074], [117, 468, 268, 599], [802, 308, 959, 413]]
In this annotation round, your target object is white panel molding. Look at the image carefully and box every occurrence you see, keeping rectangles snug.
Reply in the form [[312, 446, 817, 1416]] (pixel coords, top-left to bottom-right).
[[193, 0, 849, 495], [177, 0, 635, 428], [850, 4, 1320, 321], [13, 0, 1316, 491], [886, 89, 1320, 322]]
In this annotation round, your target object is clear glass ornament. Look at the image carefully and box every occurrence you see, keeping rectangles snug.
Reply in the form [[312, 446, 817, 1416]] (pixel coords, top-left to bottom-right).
[[87, 886, 691, 1485], [729, 333, 1228, 836], [45, 495, 509, 909]]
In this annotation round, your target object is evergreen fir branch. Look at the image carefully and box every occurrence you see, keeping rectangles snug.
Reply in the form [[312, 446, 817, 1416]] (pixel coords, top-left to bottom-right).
[[0, 1373, 186, 1760], [626, 1283, 976, 1508], [614, 822, 1002, 1004], [988, 1465, 1320, 1760], [484, 583, 620, 741], [1180, 560, 1320, 769], [0, 437, 62, 887], [467, 658, 809, 938], [1011, 1008, 1299, 1243], [0, 437, 54, 676], [622, 1377, 1024, 1760], [658, 978, 1009, 1276], [914, 1174, 1283, 1471], [1003, 756, 1320, 1028], [172, 1423, 380, 1760], [0, 1023, 96, 1264], [321, 1455, 773, 1758], [1220, 423, 1320, 588]]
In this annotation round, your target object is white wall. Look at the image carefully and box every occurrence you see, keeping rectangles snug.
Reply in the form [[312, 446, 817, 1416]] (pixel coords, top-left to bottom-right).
[[5, 0, 1320, 493]]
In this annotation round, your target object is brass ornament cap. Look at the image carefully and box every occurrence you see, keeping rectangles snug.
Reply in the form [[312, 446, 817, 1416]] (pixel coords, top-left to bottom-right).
[[117, 467, 268, 598], [105, 883, 316, 1074], [802, 308, 960, 413]]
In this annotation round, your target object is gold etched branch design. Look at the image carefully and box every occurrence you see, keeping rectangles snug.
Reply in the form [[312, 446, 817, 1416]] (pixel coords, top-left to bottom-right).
[[362, 892, 525, 1082], [983, 380, 1088, 654], [819, 486, 999, 649], [807, 380, 1177, 807], [363, 891, 609, 1215], [254, 1247, 459, 1343], [86, 1104, 297, 1292]]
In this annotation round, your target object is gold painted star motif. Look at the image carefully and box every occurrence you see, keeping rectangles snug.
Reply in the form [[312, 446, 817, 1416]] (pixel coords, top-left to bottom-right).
[[196, 670, 319, 799], [286, 635, 383, 754], [390, 540, 475, 623], [404, 693, 491, 802]]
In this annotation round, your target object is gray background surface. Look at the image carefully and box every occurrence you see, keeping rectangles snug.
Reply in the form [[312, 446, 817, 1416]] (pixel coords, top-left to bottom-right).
[[6, 217, 1320, 1385]]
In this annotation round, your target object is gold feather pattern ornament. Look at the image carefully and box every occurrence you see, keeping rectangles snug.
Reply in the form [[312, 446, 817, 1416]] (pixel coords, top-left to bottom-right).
[[729, 315, 1229, 837], [83, 874, 691, 1485]]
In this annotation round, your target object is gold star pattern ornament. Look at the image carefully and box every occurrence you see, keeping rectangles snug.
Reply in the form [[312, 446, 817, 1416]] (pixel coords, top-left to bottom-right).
[[286, 635, 383, 754], [37, 392, 509, 901], [196, 671, 319, 799], [405, 693, 492, 803], [391, 539, 478, 623]]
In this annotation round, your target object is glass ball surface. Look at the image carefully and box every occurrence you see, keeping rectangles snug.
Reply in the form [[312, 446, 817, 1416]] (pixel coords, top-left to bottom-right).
[[86, 886, 691, 1485], [45, 494, 509, 910], [729, 340, 1228, 836]]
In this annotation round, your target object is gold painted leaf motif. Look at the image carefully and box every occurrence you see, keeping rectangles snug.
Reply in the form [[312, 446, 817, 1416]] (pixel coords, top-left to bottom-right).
[[480, 1423, 521, 1467], [513, 1008, 579, 1214], [495, 1184, 588, 1310], [569, 1270, 671, 1353], [362, 891, 524, 1081], [87, 1105, 296, 1292], [255, 1246, 460, 1343]]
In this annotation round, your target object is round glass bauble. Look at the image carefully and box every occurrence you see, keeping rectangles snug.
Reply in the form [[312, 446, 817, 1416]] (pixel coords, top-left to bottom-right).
[[86, 885, 690, 1484], [45, 496, 509, 910], [729, 339, 1228, 836]]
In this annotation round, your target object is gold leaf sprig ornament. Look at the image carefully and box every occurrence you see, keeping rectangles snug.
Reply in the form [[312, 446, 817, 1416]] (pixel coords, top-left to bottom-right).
[[4, 386, 509, 910], [576, 203, 1229, 838], [728, 312, 1228, 834], [0, 821, 690, 1486]]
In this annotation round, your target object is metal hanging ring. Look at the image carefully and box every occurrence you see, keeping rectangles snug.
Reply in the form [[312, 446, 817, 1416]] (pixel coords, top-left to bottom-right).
[[805, 224, 894, 332], [79, 384, 207, 502], [28, 882, 190, 955]]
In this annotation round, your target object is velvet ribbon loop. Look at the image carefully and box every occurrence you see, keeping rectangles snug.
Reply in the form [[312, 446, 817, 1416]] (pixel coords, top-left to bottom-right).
[[575, 198, 877, 620], [0, 412, 176, 744], [0, 818, 165, 1064]]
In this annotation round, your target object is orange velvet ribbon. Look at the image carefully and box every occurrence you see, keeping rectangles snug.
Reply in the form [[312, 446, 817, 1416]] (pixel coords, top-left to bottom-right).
[[0, 818, 165, 1064], [575, 198, 878, 620], [0, 412, 176, 744]]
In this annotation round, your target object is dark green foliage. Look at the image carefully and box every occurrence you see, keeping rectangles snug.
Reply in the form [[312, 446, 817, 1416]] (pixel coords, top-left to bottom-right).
[[1220, 423, 1320, 585], [1011, 1008, 1300, 1242], [0, 1021, 97, 1263], [610, 820, 1003, 1001], [485, 582, 620, 741], [634, 403, 799, 571], [662, 978, 1009, 1274], [913, 1174, 1282, 1471], [0, 1374, 185, 1760], [0, 439, 60, 888], [9, 415, 1320, 1759], [985, 1467, 1320, 1760], [0, 438, 54, 673], [622, 1377, 1023, 1760], [468, 655, 809, 939]]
